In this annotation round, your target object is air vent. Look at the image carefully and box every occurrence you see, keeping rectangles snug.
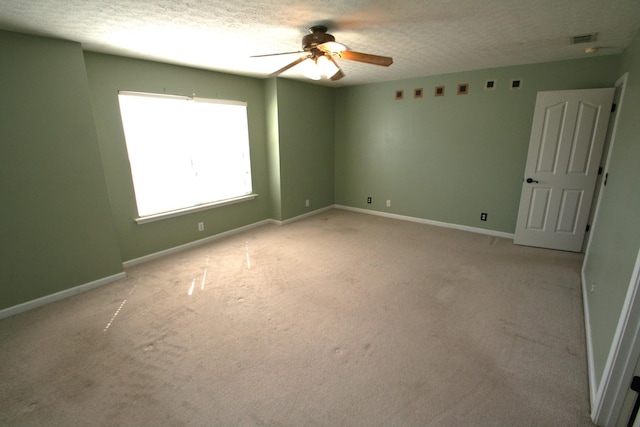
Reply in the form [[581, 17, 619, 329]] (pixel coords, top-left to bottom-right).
[[571, 33, 597, 44]]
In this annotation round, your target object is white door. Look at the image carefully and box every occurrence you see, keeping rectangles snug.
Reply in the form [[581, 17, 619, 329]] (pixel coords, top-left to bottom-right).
[[514, 88, 614, 252]]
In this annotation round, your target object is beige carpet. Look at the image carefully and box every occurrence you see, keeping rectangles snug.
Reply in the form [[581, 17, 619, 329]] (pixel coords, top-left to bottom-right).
[[0, 209, 595, 426]]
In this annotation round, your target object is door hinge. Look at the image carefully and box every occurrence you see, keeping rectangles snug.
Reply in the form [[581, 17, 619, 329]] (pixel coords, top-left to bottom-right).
[[604, 172, 609, 186], [611, 103, 617, 112], [598, 166, 603, 175], [628, 376, 640, 427], [586, 224, 590, 232]]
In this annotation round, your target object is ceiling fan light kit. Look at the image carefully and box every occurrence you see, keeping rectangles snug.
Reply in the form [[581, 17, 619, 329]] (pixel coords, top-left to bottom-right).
[[301, 55, 339, 80], [318, 41, 347, 53], [255, 25, 393, 82]]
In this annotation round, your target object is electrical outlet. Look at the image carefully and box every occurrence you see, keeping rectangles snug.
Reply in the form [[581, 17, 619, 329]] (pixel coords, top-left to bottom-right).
[[386, 199, 391, 207], [198, 222, 204, 231], [480, 213, 487, 221], [367, 197, 372, 204], [305, 199, 309, 207]]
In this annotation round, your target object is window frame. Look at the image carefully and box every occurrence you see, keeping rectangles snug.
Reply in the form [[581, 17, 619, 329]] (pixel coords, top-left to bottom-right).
[[117, 91, 257, 224]]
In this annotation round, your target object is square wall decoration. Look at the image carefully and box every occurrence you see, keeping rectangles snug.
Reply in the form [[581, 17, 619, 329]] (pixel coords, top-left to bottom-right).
[[485, 80, 496, 90], [510, 79, 522, 90], [457, 83, 469, 95], [414, 88, 424, 99], [395, 90, 404, 100], [434, 86, 445, 97]]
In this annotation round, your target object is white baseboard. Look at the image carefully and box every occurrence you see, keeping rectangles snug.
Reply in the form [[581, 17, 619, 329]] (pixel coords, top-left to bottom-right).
[[1, 205, 510, 321], [272, 206, 334, 226], [123, 219, 275, 268], [1, 218, 280, 320], [124, 207, 336, 266], [0, 272, 127, 320], [581, 268, 598, 408], [334, 205, 515, 240]]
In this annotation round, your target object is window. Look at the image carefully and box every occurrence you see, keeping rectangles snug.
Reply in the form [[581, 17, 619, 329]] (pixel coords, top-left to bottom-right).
[[117, 92, 254, 222]]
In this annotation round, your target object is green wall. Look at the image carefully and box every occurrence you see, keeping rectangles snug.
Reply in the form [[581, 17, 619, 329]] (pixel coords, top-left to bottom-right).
[[83, 53, 272, 261], [273, 79, 335, 220], [583, 31, 640, 397], [3, 29, 639, 426], [0, 30, 336, 308], [0, 31, 124, 309], [265, 78, 283, 220], [334, 55, 620, 233]]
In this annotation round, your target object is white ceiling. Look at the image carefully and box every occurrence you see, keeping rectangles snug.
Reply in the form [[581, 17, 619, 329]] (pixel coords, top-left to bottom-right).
[[1, 0, 639, 87]]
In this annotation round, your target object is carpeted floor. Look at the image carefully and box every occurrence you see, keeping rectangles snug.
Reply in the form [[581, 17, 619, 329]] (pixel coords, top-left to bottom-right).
[[0, 209, 595, 426]]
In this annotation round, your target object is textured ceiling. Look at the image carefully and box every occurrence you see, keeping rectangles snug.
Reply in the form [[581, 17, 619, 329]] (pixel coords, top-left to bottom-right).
[[1, 0, 639, 87]]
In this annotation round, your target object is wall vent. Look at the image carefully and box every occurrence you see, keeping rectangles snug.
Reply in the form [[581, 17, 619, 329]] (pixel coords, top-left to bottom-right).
[[571, 33, 597, 44]]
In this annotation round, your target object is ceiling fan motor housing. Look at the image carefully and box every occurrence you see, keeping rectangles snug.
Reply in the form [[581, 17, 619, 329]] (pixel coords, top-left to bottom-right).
[[302, 25, 335, 50]]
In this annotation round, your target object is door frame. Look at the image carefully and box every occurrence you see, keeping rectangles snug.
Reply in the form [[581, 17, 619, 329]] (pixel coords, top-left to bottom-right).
[[592, 249, 640, 426], [580, 73, 639, 426]]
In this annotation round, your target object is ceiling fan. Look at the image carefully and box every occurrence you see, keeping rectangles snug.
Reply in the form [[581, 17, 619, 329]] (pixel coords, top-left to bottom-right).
[[252, 25, 393, 81]]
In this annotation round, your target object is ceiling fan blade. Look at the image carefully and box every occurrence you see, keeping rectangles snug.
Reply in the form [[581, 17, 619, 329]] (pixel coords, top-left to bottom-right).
[[328, 56, 345, 81], [251, 51, 306, 58], [336, 50, 393, 67], [331, 69, 345, 81], [268, 55, 310, 78]]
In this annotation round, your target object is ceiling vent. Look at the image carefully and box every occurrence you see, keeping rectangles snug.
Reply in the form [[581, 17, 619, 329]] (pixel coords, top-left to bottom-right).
[[571, 33, 597, 44]]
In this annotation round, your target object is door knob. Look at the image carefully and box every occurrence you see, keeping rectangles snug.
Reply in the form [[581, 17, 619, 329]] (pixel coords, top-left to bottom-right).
[[526, 178, 539, 184]]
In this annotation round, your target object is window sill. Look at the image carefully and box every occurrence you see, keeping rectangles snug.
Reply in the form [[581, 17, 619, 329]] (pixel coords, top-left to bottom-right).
[[135, 194, 258, 225]]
